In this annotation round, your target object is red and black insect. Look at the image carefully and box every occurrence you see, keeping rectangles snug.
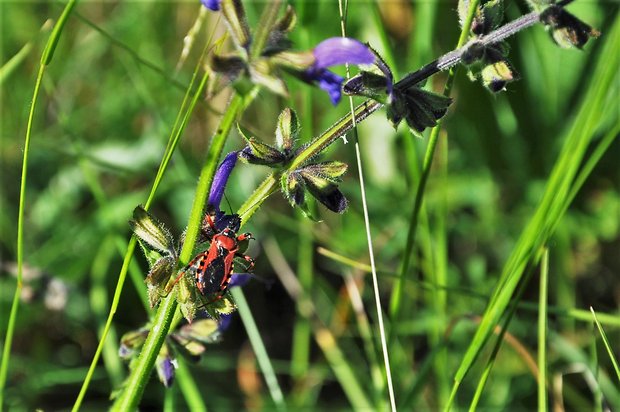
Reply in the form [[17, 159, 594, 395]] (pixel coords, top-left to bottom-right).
[[177, 206, 254, 301]]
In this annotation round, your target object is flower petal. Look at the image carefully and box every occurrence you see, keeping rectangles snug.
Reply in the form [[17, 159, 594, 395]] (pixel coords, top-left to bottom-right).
[[209, 151, 238, 210], [301, 68, 344, 105], [313, 37, 375, 69], [229, 273, 251, 288], [200, 0, 221, 11]]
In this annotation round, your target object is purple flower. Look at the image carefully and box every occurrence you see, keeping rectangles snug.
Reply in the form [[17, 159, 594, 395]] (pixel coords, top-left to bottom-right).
[[209, 151, 238, 210], [303, 37, 376, 105], [313, 38, 376, 69], [200, 0, 221, 11]]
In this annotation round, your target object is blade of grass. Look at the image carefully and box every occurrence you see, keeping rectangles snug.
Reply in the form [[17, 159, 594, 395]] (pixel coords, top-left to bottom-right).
[[290, 24, 314, 392], [263, 237, 373, 410], [175, 359, 207, 412], [1, 0, 77, 407], [318, 247, 620, 329], [230, 288, 286, 411], [589, 319, 604, 412], [0, 19, 53, 86], [446, 16, 620, 409], [590, 307, 620, 383], [468, 264, 538, 411], [342, 273, 385, 404], [539, 249, 549, 412]]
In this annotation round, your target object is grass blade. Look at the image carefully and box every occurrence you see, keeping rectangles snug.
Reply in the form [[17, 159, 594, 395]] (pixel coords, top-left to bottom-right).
[[590, 307, 620, 383], [231, 289, 286, 411], [447, 16, 620, 408], [1, 1, 77, 407], [538, 249, 549, 412]]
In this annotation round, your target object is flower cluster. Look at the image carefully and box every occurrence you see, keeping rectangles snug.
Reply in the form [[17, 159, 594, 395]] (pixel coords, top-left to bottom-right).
[[239, 108, 349, 216], [456, 0, 598, 92], [202, 0, 375, 104], [457, 0, 518, 93]]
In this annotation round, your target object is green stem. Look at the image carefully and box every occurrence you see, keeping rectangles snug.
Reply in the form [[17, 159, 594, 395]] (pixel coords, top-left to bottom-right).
[[112, 292, 179, 411], [388, 0, 481, 320], [250, 0, 282, 60], [74, 50, 213, 410], [1, 1, 77, 408]]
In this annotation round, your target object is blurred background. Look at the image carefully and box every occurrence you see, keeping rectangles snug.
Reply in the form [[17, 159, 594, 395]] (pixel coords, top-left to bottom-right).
[[1, 0, 618, 410]]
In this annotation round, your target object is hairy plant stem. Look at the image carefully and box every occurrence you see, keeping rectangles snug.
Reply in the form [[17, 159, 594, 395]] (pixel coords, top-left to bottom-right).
[[112, 93, 245, 410]]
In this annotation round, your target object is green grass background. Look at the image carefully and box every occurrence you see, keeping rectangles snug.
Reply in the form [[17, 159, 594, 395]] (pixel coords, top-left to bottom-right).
[[1, 0, 618, 410]]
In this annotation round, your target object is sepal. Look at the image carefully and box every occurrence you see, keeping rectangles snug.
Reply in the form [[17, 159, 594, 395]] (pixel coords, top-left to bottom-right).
[[209, 53, 246, 80], [129, 206, 175, 256], [387, 86, 452, 134], [275, 107, 299, 152], [145, 255, 177, 308], [220, 0, 251, 53], [540, 5, 600, 49], [238, 136, 286, 166]]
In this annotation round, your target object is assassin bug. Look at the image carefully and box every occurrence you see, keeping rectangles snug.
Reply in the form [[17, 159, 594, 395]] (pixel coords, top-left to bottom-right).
[[175, 205, 255, 302]]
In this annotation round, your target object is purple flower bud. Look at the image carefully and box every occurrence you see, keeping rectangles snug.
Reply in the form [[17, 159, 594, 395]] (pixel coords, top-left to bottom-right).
[[200, 0, 221, 11], [209, 151, 238, 210]]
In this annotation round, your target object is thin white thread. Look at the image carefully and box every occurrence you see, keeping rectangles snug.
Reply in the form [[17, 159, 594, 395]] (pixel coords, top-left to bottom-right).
[[337, 1, 397, 411]]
